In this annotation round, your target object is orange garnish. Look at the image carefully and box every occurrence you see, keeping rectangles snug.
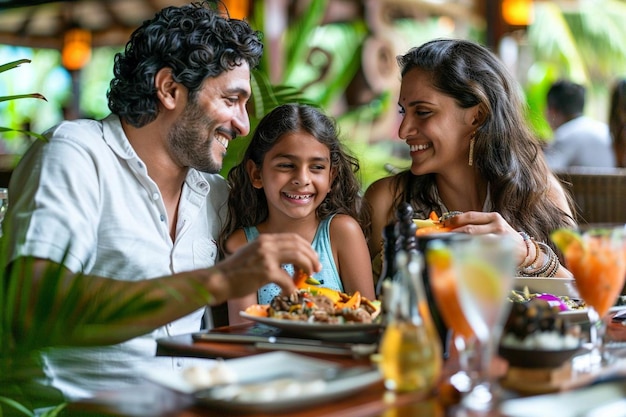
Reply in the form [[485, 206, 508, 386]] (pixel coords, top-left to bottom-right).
[[306, 286, 342, 303], [415, 225, 452, 236], [413, 211, 453, 235], [294, 269, 321, 289], [244, 304, 270, 317], [294, 269, 308, 288], [336, 291, 361, 309]]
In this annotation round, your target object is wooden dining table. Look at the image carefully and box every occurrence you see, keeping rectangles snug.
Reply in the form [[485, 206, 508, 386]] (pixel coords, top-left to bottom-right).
[[65, 314, 626, 417]]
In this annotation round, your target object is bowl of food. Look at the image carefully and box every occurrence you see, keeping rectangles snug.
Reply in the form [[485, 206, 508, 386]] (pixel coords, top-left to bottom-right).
[[499, 298, 582, 369], [513, 277, 580, 299], [240, 288, 382, 343]]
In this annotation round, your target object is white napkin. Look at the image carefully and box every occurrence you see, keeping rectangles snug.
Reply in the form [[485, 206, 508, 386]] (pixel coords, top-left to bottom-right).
[[499, 380, 626, 417]]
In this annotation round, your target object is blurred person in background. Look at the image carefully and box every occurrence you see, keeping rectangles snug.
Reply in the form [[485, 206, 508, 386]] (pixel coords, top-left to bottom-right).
[[543, 80, 615, 170]]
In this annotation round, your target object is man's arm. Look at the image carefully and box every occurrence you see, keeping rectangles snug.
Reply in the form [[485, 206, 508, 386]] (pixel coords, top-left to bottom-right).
[[8, 233, 320, 349]]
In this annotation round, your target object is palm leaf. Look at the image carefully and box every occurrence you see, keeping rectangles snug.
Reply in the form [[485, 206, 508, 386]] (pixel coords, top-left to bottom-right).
[[0, 59, 47, 142], [568, 1, 626, 76], [39, 403, 66, 417], [0, 59, 31, 74], [0, 94, 47, 104], [2, 251, 167, 352], [529, 3, 589, 83], [283, 0, 328, 82], [249, 70, 280, 118], [0, 396, 34, 416], [0, 127, 46, 141], [1, 229, 175, 414], [303, 21, 368, 108]]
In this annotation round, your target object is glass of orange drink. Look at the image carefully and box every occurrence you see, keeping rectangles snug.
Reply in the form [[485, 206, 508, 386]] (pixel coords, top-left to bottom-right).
[[554, 226, 626, 366], [426, 239, 476, 392], [453, 235, 515, 412]]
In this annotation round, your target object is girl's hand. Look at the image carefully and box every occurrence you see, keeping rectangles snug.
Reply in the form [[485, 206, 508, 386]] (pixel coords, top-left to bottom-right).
[[440, 211, 527, 266]]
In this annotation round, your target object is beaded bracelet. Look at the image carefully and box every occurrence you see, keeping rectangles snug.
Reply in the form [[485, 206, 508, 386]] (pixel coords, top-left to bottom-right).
[[538, 242, 560, 277], [517, 241, 560, 277], [519, 247, 551, 276], [518, 232, 539, 269]]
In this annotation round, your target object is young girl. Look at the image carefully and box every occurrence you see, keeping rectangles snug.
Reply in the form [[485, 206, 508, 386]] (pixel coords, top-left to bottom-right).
[[220, 103, 375, 324]]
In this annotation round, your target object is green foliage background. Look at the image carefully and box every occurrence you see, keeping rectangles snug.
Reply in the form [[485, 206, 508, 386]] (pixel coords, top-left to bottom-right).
[[2, 1, 626, 181]]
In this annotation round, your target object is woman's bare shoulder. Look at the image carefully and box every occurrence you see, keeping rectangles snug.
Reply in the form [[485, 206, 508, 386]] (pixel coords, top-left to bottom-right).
[[365, 176, 396, 196], [364, 176, 398, 207]]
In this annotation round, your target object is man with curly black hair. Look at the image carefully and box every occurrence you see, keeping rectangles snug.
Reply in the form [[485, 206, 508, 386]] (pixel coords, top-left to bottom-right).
[[4, 1, 320, 400]]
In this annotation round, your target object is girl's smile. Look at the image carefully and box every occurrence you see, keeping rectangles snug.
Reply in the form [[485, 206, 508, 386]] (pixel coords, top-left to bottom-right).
[[282, 192, 315, 204]]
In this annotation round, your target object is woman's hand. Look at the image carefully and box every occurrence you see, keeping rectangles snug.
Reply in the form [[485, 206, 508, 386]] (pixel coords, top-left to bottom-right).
[[441, 211, 527, 266]]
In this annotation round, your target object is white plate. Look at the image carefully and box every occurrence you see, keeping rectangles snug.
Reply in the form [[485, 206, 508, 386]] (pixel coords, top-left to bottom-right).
[[500, 379, 626, 417], [559, 305, 626, 322], [143, 351, 381, 413], [239, 311, 382, 342], [514, 277, 580, 298]]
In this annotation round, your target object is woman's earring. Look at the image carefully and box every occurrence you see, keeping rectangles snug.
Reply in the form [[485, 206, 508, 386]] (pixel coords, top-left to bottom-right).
[[468, 133, 476, 166]]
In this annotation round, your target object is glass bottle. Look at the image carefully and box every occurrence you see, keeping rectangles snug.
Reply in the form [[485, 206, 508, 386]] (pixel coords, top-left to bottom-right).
[[375, 223, 398, 299], [378, 250, 443, 393]]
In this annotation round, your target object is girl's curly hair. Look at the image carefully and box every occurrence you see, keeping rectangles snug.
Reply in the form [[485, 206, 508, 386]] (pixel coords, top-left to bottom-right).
[[107, 1, 263, 127]]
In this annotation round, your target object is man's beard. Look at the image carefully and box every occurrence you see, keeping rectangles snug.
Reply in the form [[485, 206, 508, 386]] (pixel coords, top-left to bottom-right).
[[168, 98, 224, 174]]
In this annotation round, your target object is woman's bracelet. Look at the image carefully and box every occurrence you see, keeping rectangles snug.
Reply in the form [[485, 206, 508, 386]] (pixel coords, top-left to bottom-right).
[[517, 238, 560, 277], [539, 242, 560, 277], [518, 232, 539, 269]]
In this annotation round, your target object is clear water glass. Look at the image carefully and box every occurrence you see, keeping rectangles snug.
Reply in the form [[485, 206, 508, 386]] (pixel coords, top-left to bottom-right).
[[451, 234, 516, 412]]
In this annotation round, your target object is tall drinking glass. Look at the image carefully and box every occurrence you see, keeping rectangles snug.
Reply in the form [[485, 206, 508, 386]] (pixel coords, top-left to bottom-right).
[[561, 227, 626, 367], [426, 239, 476, 393], [451, 234, 516, 412]]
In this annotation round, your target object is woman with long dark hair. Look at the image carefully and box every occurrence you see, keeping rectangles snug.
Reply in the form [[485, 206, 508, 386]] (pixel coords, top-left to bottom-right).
[[365, 39, 576, 279]]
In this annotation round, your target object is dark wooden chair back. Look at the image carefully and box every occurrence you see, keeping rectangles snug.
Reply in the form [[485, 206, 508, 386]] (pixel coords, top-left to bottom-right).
[[555, 167, 626, 225]]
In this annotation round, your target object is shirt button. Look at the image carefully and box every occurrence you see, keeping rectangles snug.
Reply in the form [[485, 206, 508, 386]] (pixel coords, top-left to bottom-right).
[[160, 214, 165, 222], [137, 161, 142, 168], [198, 182, 208, 190], [152, 192, 159, 200]]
